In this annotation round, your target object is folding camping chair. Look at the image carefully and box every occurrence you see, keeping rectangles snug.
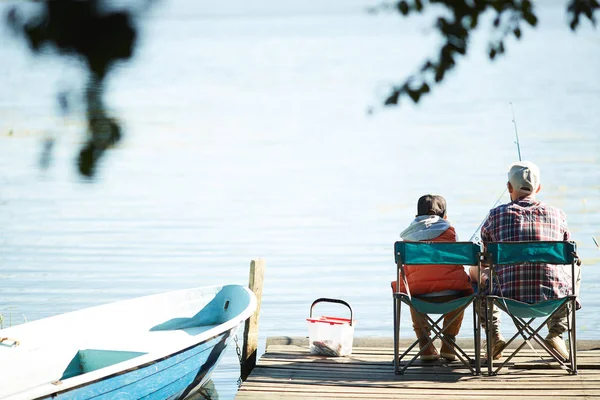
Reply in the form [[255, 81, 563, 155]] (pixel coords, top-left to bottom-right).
[[484, 241, 579, 375], [393, 241, 483, 375]]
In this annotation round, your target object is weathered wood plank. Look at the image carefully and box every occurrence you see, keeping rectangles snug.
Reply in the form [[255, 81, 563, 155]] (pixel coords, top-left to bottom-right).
[[244, 367, 600, 382], [239, 383, 600, 395], [265, 344, 600, 355], [237, 386, 600, 400], [242, 379, 600, 390], [266, 337, 600, 351], [261, 349, 600, 360], [241, 259, 265, 381], [236, 339, 600, 399], [237, 393, 600, 400]]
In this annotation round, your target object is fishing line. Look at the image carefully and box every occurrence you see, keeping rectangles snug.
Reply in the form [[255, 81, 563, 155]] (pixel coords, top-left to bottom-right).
[[469, 103, 522, 242]]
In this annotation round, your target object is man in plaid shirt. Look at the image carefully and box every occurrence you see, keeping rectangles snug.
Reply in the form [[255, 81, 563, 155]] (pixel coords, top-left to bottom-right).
[[474, 161, 579, 360]]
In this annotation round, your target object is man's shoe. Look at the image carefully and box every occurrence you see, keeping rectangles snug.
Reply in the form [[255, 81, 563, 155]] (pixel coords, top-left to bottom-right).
[[440, 335, 456, 361], [545, 334, 569, 361], [484, 333, 506, 361]]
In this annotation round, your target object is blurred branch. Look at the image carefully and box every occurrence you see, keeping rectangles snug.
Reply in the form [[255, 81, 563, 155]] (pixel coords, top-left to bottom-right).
[[2, 0, 598, 175], [380, 0, 598, 106], [5, 0, 154, 178]]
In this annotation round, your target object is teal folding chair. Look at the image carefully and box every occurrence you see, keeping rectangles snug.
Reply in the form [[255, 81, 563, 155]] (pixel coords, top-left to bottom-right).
[[484, 241, 579, 375], [393, 241, 483, 375]]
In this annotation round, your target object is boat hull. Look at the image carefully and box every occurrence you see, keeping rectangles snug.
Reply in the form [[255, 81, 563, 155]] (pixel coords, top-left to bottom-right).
[[44, 329, 235, 400], [0, 285, 256, 400]]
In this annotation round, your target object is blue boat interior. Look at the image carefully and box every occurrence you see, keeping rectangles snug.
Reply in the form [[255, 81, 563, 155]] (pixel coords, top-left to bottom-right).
[[150, 285, 249, 332], [60, 349, 147, 380]]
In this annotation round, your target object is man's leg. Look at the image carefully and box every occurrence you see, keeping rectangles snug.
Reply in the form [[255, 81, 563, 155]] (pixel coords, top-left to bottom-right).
[[545, 264, 581, 360], [470, 267, 502, 336], [548, 263, 582, 334], [480, 297, 504, 360], [545, 304, 570, 360]]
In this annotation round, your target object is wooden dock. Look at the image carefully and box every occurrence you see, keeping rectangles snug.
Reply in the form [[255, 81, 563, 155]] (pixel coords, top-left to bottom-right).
[[236, 337, 600, 399]]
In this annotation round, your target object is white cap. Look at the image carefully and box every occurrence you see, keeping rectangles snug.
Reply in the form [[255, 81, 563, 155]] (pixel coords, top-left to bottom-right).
[[508, 161, 540, 194]]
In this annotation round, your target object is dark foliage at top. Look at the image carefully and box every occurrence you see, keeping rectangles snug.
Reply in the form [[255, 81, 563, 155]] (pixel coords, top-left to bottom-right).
[[6, 0, 156, 177], [4, 0, 598, 177], [379, 0, 598, 106]]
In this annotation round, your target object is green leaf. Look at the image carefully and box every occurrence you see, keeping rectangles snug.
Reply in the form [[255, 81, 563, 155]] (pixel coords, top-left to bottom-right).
[[513, 27, 521, 39], [420, 60, 434, 72], [384, 90, 401, 105], [523, 12, 538, 26], [397, 1, 409, 15], [493, 15, 501, 27], [407, 88, 421, 103]]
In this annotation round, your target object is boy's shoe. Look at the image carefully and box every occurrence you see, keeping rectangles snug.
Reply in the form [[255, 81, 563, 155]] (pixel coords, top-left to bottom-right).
[[440, 335, 456, 361], [545, 334, 569, 361], [418, 337, 440, 361], [484, 333, 506, 361]]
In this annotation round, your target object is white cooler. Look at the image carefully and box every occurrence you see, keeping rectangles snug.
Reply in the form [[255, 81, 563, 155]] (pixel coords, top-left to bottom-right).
[[306, 298, 355, 356]]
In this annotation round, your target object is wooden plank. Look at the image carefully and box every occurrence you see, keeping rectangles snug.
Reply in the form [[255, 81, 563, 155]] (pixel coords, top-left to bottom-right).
[[242, 379, 600, 390], [244, 367, 600, 382], [241, 259, 265, 381], [264, 345, 600, 360], [236, 340, 600, 399], [244, 375, 600, 387], [261, 346, 600, 359], [267, 337, 600, 351], [238, 396, 599, 400], [237, 393, 600, 400], [239, 383, 600, 395], [238, 384, 600, 399], [256, 359, 600, 373], [250, 363, 600, 378]]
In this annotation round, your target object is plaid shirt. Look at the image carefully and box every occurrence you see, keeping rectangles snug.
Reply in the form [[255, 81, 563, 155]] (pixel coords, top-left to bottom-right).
[[481, 197, 572, 304]]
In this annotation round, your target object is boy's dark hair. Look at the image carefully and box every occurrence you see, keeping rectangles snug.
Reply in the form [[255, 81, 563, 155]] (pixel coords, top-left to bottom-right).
[[417, 194, 447, 218]]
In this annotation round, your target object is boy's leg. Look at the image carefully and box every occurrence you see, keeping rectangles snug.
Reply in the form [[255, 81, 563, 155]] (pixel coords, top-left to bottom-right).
[[409, 305, 439, 361], [426, 294, 465, 361], [440, 306, 464, 361]]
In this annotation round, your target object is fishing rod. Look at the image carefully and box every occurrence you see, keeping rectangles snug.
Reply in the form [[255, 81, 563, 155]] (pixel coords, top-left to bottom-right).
[[511, 102, 522, 161], [469, 103, 522, 242], [593, 236, 599, 248]]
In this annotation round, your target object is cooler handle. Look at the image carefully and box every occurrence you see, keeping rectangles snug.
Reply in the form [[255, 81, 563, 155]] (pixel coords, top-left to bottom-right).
[[309, 298, 353, 326]]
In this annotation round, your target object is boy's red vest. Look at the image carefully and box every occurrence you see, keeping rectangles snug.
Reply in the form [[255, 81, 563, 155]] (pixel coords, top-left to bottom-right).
[[391, 227, 473, 295]]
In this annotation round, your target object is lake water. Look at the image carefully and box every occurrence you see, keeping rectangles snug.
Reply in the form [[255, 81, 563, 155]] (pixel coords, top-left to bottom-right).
[[1, 1, 599, 398]]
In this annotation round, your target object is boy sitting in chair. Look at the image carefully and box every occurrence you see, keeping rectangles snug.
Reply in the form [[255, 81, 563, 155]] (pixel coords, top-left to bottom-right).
[[392, 194, 473, 361]]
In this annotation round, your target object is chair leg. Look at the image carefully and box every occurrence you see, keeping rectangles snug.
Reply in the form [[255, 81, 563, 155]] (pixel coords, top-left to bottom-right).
[[396, 296, 479, 375], [400, 314, 442, 372], [570, 298, 577, 375], [424, 307, 477, 375], [493, 317, 541, 374], [474, 298, 481, 375], [393, 297, 400, 374], [492, 300, 576, 375], [486, 298, 494, 375]]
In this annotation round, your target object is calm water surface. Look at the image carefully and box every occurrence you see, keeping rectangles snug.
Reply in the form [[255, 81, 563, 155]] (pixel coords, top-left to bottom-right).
[[1, 1, 599, 398]]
